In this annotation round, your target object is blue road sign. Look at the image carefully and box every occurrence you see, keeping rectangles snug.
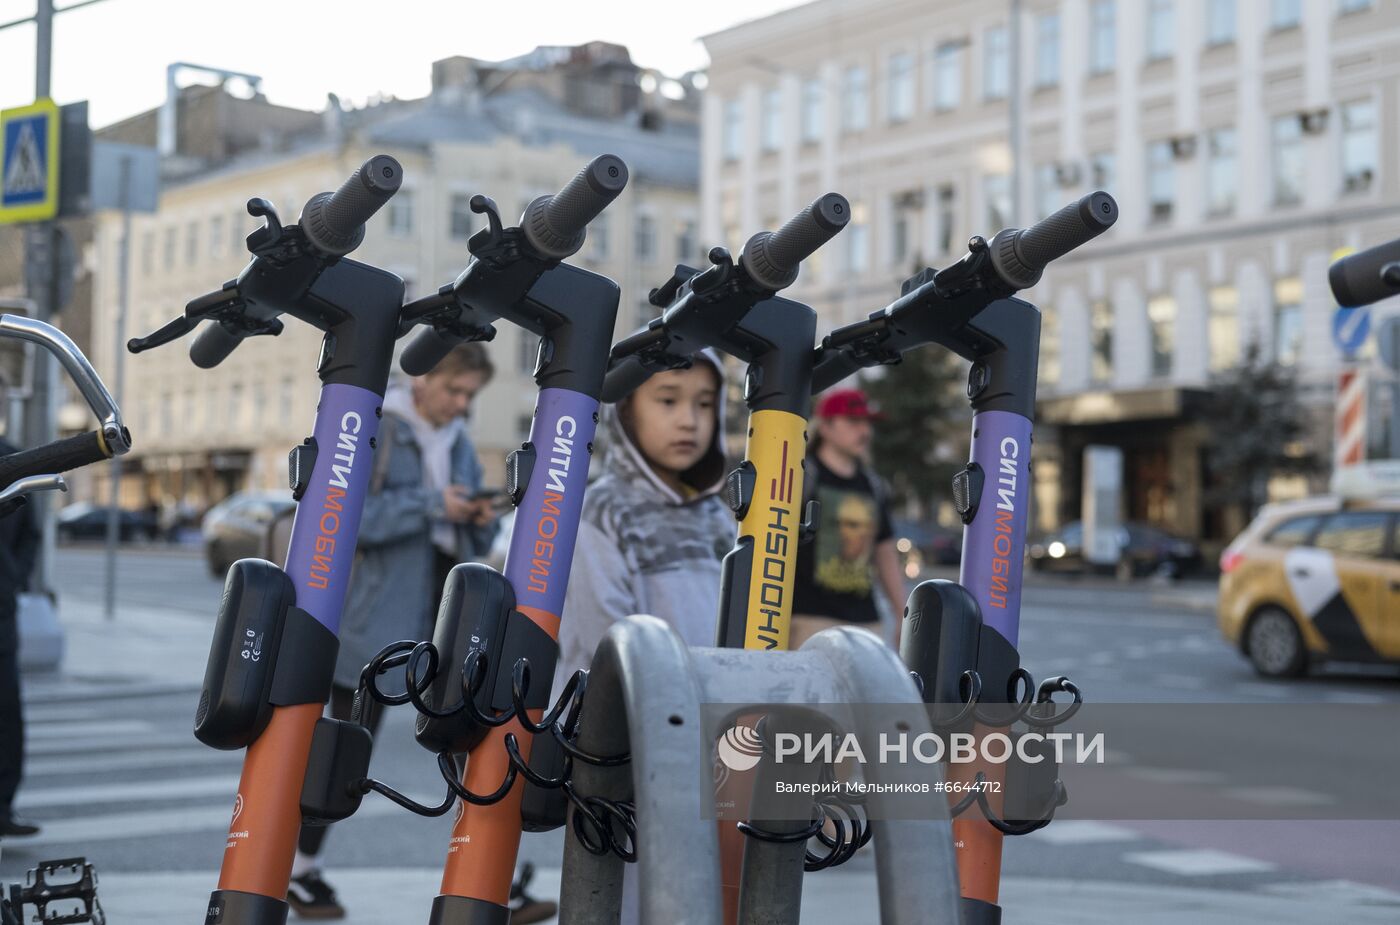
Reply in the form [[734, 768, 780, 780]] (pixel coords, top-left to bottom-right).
[[1333, 306, 1372, 358], [0, 98, 59, 223]]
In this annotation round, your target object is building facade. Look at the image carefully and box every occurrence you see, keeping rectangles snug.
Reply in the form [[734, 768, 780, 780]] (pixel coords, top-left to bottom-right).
[[88, 45, 701, 511], [702, 0, 1400, 545]]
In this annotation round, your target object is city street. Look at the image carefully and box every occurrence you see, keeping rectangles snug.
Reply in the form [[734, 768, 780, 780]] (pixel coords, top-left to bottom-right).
[[2, 547, 1397, 921]]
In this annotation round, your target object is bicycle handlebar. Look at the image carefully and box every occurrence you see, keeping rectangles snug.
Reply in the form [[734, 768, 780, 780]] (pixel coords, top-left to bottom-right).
[[301, 155, 404, 257], [740, 193, 850, 291], [0, 312, 131, 455], [521, 154, 629, 260], [986, 191, 1117, 292], [0, 473, 67, 512], [0, 431, 110, 492], [1329, 237, 1400, 308]]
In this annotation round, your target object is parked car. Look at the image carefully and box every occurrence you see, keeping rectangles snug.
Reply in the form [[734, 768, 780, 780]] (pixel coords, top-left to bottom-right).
[[56, 503, 158, 543], [1027, 520, 1202, 578], [891, 518, 962, 578], [1218, 495, 1400, 678], [202, 491, 297, 576]]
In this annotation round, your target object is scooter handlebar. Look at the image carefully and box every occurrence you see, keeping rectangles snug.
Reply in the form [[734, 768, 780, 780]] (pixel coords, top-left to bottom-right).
[[740, 193, 850, 291], [189, 322, 245, 370], [521, 154, 629, 260], [987, 191, 1118, 292], [300, 154, 404, 257], [1329, 237, 1400, 308]]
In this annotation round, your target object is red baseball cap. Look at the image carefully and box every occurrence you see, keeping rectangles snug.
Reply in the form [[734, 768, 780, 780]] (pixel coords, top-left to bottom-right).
[[816, 388, 882, 420]]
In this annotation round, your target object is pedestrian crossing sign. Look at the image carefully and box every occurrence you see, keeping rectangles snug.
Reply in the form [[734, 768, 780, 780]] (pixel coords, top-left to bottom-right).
[[1, 98, 60, 224]]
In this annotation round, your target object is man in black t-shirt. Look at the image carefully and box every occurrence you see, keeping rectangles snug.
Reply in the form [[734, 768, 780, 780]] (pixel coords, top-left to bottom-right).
[[791, 389, 906, 648]]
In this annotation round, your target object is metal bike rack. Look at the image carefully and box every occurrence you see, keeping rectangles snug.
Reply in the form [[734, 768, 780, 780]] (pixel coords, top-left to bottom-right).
[[558, 615, 962, 925]]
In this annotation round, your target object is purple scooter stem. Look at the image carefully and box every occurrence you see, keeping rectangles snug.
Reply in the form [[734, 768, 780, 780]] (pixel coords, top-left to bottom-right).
[[282, 383, 383, 634], [503, 387, 600, 618], [958, 409, 1033, 647]]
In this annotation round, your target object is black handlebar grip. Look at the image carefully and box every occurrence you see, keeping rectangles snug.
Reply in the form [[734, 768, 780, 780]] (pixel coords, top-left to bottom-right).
[[522, 155, 629, 260], [600, 356, 658, 404], [988, 191, 1118, 292], [741, 193, 850, 292], [0, 431, 109, 491], [1329, 237, 1400, 308], [189, 322, 245, 370], [301, 155, 404, 257], [400, 327, 466, 377]]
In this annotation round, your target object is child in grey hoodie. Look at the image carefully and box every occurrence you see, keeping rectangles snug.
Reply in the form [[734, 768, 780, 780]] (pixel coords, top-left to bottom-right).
[[554, 349, 732, 689]]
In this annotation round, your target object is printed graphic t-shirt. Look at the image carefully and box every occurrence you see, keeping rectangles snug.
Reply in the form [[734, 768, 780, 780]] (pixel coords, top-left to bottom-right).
[[791, 456, 894, 624]]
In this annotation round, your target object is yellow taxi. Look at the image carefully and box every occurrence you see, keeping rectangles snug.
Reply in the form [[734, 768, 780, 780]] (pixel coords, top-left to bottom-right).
[[1218, 493, 1400, 677]]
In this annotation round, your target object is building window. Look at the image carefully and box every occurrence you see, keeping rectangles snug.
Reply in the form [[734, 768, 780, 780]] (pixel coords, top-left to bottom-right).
[[761, 87, 782, 153], [1272, 115, 1304, 206], [1040, 305, 1061, 386], [675, 219, 697, 262], [1340, 99, 1377, 193], [983, 174, 1011, 231], [209, 216, 224, 258], [1089, 1, 1115, 74], [1270, 0, 1301, 29], [1035, 163, 1060, 219], [1206, 0, 1236, 44], [1147, 294, 1176, 378], [1205, 127, 1237, 217], [141, 231, 154, 275], [388, 189, 414, 237], [887, 52, 915, 123], [1208, 286, 1240, 372], [590, 213, 609, 259], [1147, 141, 1174, 222], [1090, 151, 1116, 194], [185, 221, 199, 266], [891, 199, 911, 267], [983, 26, 1009, 101], [1273, 277, 1303, 366], [1090, 299, 1114, 383], [634, 214, 656, 262], [842, 65, 870, 131], [932, 43, 962, 111], [229, 383, 244, 431], [846, 203, 869, 274], [936, 184, 956, 254], [232, 212, 245, 255], [722, 99, 743, 161], [1035, 13, 1060, 88], [518, 329, 538, 375], [1145, 0, 1174, 61], [1338, 0, 1372, 13], [450, 193, 475, 240], [280, 376, 294, 427], [801, 77, 824, 143]]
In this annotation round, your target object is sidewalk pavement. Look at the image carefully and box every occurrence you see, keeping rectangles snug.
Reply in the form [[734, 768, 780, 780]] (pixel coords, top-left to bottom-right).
[[21, 595, 210, 696], [87, 867, 1400, 924]]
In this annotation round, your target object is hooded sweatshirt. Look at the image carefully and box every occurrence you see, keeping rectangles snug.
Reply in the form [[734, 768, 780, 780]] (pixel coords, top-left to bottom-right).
[[553, 351, 733, 692]]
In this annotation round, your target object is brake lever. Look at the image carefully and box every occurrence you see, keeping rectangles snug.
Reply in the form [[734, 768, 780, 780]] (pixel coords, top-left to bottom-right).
[[127, 315, 196, 354]]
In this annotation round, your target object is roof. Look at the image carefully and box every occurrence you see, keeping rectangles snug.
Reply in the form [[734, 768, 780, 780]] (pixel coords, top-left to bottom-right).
[[363, 88, 698, 189]]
